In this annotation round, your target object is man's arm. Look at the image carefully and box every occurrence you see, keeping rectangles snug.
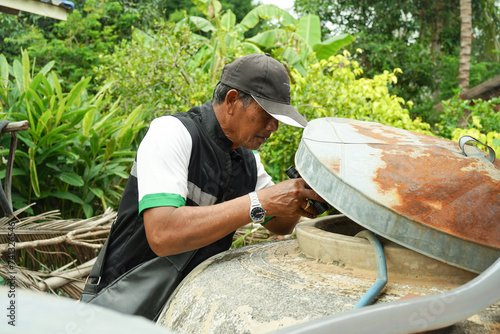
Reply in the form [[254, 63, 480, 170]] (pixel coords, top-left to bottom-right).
[[143, 178, 321, 257]]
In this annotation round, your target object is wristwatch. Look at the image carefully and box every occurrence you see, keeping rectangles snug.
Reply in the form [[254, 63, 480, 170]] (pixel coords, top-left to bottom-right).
[[249, 191, 266, 223]]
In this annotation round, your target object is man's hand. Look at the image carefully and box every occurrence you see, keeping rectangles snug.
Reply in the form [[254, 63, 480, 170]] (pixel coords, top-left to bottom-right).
[[256, 178, 327, 235], [259, 178, 325, 218]]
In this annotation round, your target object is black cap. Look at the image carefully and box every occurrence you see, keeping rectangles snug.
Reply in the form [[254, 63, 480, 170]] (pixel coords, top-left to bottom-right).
[[220, 53, 308, 128]]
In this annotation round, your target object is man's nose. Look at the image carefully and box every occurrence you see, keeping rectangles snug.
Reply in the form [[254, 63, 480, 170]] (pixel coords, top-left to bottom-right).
[[266, 118, 279, 132]]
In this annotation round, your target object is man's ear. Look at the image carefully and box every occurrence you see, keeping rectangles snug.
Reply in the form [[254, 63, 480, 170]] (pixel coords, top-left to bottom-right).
[[225, 89, 239, 114]]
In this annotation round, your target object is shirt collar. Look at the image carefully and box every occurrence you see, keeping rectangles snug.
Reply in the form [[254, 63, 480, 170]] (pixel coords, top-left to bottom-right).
[[200, 101, 234, 152]]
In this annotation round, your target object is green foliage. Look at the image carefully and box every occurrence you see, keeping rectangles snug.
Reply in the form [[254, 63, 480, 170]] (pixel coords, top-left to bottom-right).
[[96, 2, 354, 122], [437, 95, 500, 136], [0, 51, 146, 218], [176, 1, 299, 78], [472, 0, 500, 62], [178, 0, 354, 77], [174, 1, 354, 78], [95, 22, 212, 119], [164, 0, 256, 24], [260, 51, 432, 182], [438, 54, 500, 101], [434, 93, 500, 158], [293, 0, 500, 126], [3, 0, 142, 92], [350, 34, 438, 120], [247, 13, 355, 76], [295, 0, 457, 45], [0, 14, 36, 59], [116, 0, 166, 30]]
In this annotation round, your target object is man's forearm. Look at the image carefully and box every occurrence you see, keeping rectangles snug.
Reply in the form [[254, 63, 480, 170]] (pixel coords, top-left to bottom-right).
[[143, 195, 253, 257], [144, 178, 322, 257]]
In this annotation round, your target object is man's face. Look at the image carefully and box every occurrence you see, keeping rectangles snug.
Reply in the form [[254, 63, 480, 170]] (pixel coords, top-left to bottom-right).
[[230, 98, 279, 151]]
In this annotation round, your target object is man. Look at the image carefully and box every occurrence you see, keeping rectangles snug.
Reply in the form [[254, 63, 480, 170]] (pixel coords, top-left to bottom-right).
[[81, 53, 324, 319]]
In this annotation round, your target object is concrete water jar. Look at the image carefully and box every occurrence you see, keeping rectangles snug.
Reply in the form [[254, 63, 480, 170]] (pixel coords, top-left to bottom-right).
[[156, 214, 499, 333], [157, 118, 500, 334]]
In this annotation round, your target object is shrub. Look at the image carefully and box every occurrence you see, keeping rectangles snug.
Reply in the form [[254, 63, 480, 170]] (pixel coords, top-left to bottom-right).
[[94, 22, 213, 121], [3, 0, 143, 93], [435, 93, 500, 158], [0, 51, 147, 218]]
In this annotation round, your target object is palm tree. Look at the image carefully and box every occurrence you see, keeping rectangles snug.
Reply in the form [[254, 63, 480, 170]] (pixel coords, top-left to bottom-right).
[[458, 0, 472, 89]]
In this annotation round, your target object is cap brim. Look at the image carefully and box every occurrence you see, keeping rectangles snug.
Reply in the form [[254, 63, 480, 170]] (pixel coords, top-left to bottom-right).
[[253, 96, 308, 128]]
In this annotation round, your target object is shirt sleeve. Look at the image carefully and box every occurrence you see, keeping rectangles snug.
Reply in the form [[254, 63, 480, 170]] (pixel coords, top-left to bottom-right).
[[137, 116, 192, 215], [254, 151, 274, 190]]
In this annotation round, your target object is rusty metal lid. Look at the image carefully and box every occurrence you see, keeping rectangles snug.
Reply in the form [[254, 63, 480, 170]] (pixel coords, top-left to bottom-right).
[[295, 117, 500, 273]]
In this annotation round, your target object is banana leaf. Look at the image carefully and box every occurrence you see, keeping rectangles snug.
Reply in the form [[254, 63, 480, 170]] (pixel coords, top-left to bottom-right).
[[313, 34, 356, 61]]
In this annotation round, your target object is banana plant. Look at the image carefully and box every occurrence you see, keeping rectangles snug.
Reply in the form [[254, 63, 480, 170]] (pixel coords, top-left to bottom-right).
[[134, 0, 354, 79], [247, 13, 355, 76], [176, 0, 297, 78]]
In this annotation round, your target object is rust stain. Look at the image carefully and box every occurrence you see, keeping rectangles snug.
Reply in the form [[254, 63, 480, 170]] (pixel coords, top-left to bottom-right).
[[492, 148, 500, 168], [353, 123, 500, 248], [355, 121, 454, 147], [374, 145, 500, 247], [324, 157, 341, 175]]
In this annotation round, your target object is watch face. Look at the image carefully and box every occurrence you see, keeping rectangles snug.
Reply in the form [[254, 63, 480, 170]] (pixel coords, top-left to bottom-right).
[[251, 207, 266, 221]]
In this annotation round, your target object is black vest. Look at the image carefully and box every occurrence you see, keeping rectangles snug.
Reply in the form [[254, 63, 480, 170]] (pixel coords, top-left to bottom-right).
[[99, 102, 258, 289]]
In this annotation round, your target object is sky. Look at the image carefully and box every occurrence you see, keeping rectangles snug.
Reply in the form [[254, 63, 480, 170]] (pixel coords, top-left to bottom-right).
[[253, 0, 295, 12]]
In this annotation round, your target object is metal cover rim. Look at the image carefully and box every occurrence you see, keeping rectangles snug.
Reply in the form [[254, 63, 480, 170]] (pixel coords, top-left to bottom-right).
[[295, 117, 500, 273]]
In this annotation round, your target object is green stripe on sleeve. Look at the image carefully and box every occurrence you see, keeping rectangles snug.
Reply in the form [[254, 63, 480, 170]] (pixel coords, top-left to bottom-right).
[[139, 193, 186, 216]]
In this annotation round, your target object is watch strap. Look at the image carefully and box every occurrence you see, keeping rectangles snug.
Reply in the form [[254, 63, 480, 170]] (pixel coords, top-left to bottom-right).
[[249, 191, 260, 207], [249, 191, 265, 223]]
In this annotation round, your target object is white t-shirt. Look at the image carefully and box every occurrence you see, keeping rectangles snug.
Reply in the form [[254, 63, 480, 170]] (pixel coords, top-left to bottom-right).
[[136, 116, 273, 215]]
